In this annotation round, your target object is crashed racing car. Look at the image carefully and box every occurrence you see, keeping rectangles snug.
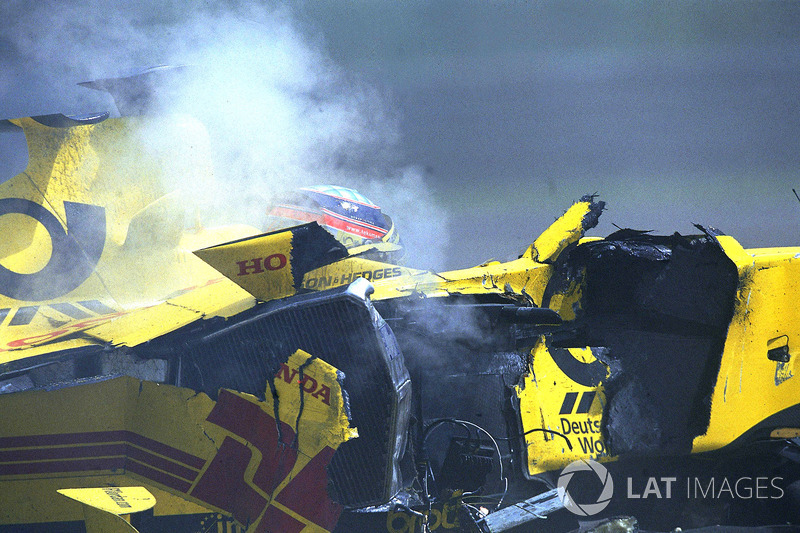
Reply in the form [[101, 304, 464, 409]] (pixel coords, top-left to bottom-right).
[[1, 74, 799, 533]]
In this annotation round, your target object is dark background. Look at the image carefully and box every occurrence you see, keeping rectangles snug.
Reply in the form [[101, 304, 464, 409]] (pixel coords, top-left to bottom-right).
[[2, 1, 800, 269]]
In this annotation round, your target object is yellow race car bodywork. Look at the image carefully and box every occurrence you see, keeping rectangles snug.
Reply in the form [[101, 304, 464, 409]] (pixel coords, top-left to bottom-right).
[[2, 106, 799, 532]]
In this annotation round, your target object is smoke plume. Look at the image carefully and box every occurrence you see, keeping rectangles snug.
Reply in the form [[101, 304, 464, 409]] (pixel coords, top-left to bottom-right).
[[1, 0, 449, 268]]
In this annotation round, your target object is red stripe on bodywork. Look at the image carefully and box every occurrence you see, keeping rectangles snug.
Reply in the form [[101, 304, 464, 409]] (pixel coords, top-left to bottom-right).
[[257, 506, 306, 533], [0, 457, 125, 475], [0, 443, 125, 462], [0, 443, 198, 483], [125, 432, 206, 469], [126, 460, 192, 493], [274, 446, 342, 529], [205, 390, 297, 495], [0, 431, 205, 470], [189, 437, 267, 526], [125, 445, 198, 481]]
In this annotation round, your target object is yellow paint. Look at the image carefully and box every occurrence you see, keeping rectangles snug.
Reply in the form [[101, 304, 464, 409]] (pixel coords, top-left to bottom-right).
[[0, 350, 355, 532], [303, 257, 422, 294], [693, 237, 800, 452], [385, 494, 462, 533], [523, 200, 596, 263], [58, 486, 155, 515], [515, 340, 613, 476], [770, 428, 800, 439], [270, 350, 358, 448], [193, 198, 599, 307], [0, 214, 52, 273], [58, 487, 156, 533], [0, 114, 259, 359], [193, 229, 296, 302]]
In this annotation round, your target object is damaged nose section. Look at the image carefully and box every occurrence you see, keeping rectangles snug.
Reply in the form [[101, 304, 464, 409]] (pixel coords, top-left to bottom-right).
[[170, 277, 413, 509]]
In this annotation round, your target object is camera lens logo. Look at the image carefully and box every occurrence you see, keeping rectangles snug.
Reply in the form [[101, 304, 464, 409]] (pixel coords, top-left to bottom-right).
[[557, 459, 613, 516]]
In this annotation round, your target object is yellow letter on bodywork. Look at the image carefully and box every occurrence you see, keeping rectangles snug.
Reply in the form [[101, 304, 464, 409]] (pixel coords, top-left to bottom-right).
[[194, 222, 348, 302]]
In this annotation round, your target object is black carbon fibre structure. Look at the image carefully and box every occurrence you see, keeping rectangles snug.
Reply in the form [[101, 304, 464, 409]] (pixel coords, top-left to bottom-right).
[[30, 112, 109, 128], [164, 282, 412, 508]]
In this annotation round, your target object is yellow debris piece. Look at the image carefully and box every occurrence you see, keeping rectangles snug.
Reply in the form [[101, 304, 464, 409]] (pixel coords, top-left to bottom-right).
[[57, 486, 156, 515]]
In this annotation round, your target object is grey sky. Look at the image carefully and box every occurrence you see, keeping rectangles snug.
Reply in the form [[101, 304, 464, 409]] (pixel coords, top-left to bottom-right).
[[3, 1, 800, 268]]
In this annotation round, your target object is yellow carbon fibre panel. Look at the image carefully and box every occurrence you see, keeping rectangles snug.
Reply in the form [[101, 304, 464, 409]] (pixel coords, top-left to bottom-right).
[[1, 477, 209, 525], [0, 116, 191, 305], [523, 200, 596, 263], [515, 340, 613, 476], [58, 487, 152, 533], [0, 114, 259, 349], [0, 337, 98, 362], [369, 198, 598, 303], [193, 199, 598, 307], [381, 256, 554, 303], [0, 277, 255, 359], [0, 349, 355, 532], [271, 350, 359, 450], [298, 247, 554, 304], [83, 279, 254, 348], [194, 230, 296, 302], [58, 486, 156, 515], [303, 257, 424, 295], [693, 236, 800, 452]]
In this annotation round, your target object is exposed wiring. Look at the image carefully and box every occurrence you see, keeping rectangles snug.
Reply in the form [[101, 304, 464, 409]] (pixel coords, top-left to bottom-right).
[[423, 418, 474, 444], [419, 418, 473, 502], [428, 418, 508, 511], [463, 502, 489, 524], [522, 427, 573, 451]]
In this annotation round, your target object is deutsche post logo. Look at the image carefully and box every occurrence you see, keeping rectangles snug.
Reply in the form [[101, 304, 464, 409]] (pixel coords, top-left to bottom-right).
[[0, 199, 105, 301]]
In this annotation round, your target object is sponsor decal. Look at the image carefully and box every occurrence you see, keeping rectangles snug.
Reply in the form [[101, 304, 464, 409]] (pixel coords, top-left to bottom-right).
[[191, 389, 341, 532], [103, 487, 133, 509], [558, 391, 606, 455], [549, 347, 606, 388], [304, 267, 403, 290], [0, 199, 106, 301], [275, 363, 331, 405], [386, 498, 460, 533], [236, 254, 288, 276], [0, 386, 342, 531], [559, 391, 596, 415]]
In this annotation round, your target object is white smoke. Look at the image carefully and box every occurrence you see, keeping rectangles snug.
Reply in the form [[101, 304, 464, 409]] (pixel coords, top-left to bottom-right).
[[1, 0, 449, 268]]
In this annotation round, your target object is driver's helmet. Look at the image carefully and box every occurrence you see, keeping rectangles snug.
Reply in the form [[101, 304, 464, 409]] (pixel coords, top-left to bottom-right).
[[266, 185, 405, 264]]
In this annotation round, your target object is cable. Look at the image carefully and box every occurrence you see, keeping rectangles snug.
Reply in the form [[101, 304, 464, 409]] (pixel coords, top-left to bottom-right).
[[522, 427, 573, 451], [450, 418, 508, 511]]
